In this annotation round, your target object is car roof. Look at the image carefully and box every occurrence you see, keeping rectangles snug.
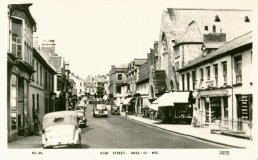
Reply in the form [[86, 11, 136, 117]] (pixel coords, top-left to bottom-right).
[[43, 111, 77, 118], [96, 104, 106, 108]]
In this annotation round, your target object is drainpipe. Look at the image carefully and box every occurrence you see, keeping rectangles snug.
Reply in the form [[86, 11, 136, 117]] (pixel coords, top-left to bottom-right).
[[231, 55, 234, 130]]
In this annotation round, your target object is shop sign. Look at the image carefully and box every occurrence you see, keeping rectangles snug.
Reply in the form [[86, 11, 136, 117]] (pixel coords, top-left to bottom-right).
[[239, 95, 250, 120], [12, 66, 30, 80]]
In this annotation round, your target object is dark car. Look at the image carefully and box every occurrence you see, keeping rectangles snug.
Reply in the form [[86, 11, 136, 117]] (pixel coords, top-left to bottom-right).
[[111, 105, 120, 115], [75, 110, 87, 127]]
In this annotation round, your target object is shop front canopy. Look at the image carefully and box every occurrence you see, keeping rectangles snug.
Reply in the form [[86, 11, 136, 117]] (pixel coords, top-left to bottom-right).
[[152, 91, 190, 107], [123, 97, 133, 105], [149, 103, 159, 111]]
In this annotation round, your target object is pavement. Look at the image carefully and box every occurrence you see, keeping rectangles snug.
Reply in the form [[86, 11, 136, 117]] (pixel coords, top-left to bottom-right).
[[120, 112, 255, 149]]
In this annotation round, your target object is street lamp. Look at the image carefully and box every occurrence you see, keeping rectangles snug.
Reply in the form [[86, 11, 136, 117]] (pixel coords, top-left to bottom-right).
[[64, 61, 70, 110]]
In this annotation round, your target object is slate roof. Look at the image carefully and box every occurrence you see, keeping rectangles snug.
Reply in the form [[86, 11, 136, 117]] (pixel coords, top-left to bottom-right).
[[134, 58, 148, 66], [175, 21, 203, 46], [177, 31, 252, 72]]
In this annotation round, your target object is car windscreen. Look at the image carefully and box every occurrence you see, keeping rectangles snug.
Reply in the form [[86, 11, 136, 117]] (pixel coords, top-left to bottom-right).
[[42, 115, 78, 129], [96, 105, 106, 109]]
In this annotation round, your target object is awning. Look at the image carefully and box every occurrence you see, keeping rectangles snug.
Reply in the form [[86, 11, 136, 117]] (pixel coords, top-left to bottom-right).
[[153, 91, 190, 107], [123, 97, 133, 105], [149, 103, 159, 111]]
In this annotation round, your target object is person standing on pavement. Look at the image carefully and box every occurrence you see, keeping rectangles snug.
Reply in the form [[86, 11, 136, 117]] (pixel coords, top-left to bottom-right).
[[33, 109, 40, 135]]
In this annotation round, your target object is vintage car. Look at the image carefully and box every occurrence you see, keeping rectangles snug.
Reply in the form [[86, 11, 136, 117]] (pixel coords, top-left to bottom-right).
[[75, 110, 87, 127], [111, 104, 120, 115], [93, 104, 108, 118], [41, 111, 82, 148]]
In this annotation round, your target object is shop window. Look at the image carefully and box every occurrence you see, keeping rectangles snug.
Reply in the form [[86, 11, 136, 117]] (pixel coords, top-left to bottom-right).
[[210, 97, 222, 122], [222, 61, 227, 84], [234, 56, 242, 84], [10, 75, 17, 130]]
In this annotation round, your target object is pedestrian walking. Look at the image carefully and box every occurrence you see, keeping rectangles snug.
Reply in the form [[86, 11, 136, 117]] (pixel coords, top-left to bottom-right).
[[33, 110, 40, 135]]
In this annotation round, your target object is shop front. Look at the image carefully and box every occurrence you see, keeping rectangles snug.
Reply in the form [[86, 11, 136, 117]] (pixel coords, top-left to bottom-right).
[[198, 89, 230, 127], [152, 91, 193, 124], [122, 97, 133, 114], [8, 56, 34, 141]]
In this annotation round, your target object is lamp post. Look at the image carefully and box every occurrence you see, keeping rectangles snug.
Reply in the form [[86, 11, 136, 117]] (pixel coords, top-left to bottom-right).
[[64, 61, 70, 110]]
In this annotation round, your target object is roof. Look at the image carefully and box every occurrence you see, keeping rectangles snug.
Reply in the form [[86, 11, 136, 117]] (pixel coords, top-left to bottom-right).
[[43, 111, 77, 119], [165, 8, 251, 43], [203, 42, 225, 49], [9, 4, 36, 25], [33, 48, 56, 74], [134, 58, 148, 66], [175, 21, 203, 46], [177, 31, 252, 72]]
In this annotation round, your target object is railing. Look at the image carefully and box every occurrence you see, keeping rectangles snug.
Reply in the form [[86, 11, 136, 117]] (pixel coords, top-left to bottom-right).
[[12, 36, 22, 58], [221, 118, 252, 139]]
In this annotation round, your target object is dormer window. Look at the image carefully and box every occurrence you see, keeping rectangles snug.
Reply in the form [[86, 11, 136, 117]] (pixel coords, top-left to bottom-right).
[[245, 16, 250, 22], [215, 15, 221, 22]]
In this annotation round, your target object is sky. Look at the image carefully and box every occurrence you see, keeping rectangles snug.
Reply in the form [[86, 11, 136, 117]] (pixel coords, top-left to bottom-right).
[[4, 0, 256, 78]]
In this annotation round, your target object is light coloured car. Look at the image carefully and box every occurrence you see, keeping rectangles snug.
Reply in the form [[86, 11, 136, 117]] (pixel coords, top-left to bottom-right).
[[41, 111, 82, 148], [93, 104, 108, 118]]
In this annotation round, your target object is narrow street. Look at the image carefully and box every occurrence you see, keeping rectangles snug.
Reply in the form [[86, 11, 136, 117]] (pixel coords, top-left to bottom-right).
[[9, 105, 228, 149]]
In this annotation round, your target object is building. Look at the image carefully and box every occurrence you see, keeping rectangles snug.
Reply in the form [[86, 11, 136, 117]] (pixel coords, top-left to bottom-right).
[[135, 61, 150, 115], [94, 76, 107, 102], [108, 64, 128, 106], [84, 75, 97, 100], [148, 42, 168, 100], [30, 48, 56, 132], [70, 73, 85, 97], [177, 32, 252, 137], [125, 58, 147, 114], [34, 38, 67, 111], [157, 8, 252, 91], [7, 3, 36, 141]]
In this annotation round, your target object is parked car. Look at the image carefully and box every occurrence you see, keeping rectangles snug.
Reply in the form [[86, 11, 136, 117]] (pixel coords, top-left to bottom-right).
[[111, 105, 120, 115], [41, 111, 82, 148], [93, 104, 108, 118], [75, 110, 87, 127]]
